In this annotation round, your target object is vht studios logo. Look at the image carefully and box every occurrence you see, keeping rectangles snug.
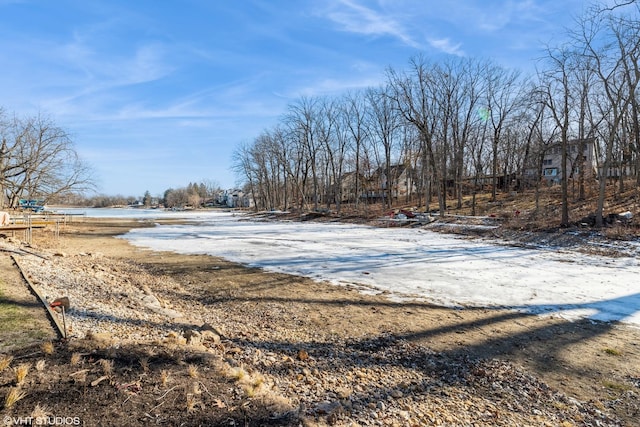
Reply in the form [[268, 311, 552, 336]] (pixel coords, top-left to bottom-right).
[[3, 416, 81, 426]]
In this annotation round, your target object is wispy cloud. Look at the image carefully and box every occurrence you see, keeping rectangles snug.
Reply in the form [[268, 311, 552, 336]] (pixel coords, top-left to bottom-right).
[[6, 13, 179, 121], [56, 74, 284, 127], [320, 0, 421, 48], [123, 44, 174, 85], [428, 38, 465, 56], [56, 31, 175, 89], [473, 0, 546, 32]]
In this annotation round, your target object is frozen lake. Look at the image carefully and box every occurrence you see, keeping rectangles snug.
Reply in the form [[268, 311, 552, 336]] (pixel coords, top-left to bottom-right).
[[65, 209, 639, 328]]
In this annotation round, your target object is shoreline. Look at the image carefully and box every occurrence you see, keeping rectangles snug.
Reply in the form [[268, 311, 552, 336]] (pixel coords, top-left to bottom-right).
[[1, 218, 639, 425]]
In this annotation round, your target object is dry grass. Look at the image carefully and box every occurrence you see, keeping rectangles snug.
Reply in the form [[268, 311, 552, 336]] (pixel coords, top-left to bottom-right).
[[99, 359, 114, 376], [160, 369, 170, 387], [187, 364, 199, 379], [164, 331, 187, 347], [438, 180, 640, 235], [70, 352, 82, 366], [219, 364, 266, 398], [31, 403, 51, 419], [41, 341, 55, 355], [603, 225, 634, 240], [242, 383, 258, 398], [69, 369, 88, 384], [4, 387, 28, 409], [191, 382, 202, 396], [185, 391, 201, 413], [35, 359, 46, 372], [242, 374, 266, 398], [139, 357, 149, 372], [0, 354, 13, 372], [14, 363, 30, 385], [228, 366, 247, 382]]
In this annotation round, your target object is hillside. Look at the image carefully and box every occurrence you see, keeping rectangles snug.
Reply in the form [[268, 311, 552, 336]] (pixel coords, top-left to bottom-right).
[[283, 180, 640, 257]]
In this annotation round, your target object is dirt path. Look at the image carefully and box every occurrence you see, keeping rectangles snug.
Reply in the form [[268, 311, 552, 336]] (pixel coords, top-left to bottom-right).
[[1, 218, 639, 425]]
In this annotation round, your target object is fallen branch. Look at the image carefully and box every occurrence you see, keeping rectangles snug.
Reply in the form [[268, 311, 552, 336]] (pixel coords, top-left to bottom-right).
[[91, 376, 109, 387], [149, 400, 165, 412], [156, 385, 179, 401], [69, 369, 90, 377]]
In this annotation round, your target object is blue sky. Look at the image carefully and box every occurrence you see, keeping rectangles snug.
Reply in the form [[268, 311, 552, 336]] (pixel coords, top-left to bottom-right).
[[0, 0, 596, 197]]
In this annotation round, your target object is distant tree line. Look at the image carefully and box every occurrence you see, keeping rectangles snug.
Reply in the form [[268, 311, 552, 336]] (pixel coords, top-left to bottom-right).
[[71, 180, 222, 209], [162, 180, 221, 208], [233, 1, 640, 228], [0, 109, 95, 209]]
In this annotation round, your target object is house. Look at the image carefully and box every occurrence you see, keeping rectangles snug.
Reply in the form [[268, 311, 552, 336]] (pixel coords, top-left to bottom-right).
[[335, 171, 366, 203], [527, 138, 597, 184], [357, 164, 416, 202], [222, 189, 254, 208], [378, 164, 416, 201], [214, 190, 227, 206]]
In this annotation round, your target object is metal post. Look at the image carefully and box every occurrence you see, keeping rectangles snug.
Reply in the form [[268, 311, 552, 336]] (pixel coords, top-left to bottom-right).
[[61, 306, 67, 339]]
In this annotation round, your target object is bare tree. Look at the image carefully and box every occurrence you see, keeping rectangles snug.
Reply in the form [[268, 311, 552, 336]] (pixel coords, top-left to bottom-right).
[[539, 44, 576, 227], [231, 141, 260, 210], [365, 86, 401, 209], [285, 97, 323, 211], [614, 15, 640, 188], [443, 58, 486, 209], [599, 0, 639, 12], [1, 111, 95, 208], [342, 90, 370, 209], [314, 98, 345, 211], [577, 10, 640, 227], [484, 64, 522, 202], [387, 56, 444, 214]]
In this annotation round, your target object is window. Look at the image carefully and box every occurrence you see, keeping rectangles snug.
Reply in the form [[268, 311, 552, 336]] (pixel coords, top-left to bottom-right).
[[544, 168, 558, 176], [543, 159, 553, 166]]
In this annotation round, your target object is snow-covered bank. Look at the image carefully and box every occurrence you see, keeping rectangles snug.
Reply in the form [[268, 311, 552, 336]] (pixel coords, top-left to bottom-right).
[[118, 211, 640, 327]]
